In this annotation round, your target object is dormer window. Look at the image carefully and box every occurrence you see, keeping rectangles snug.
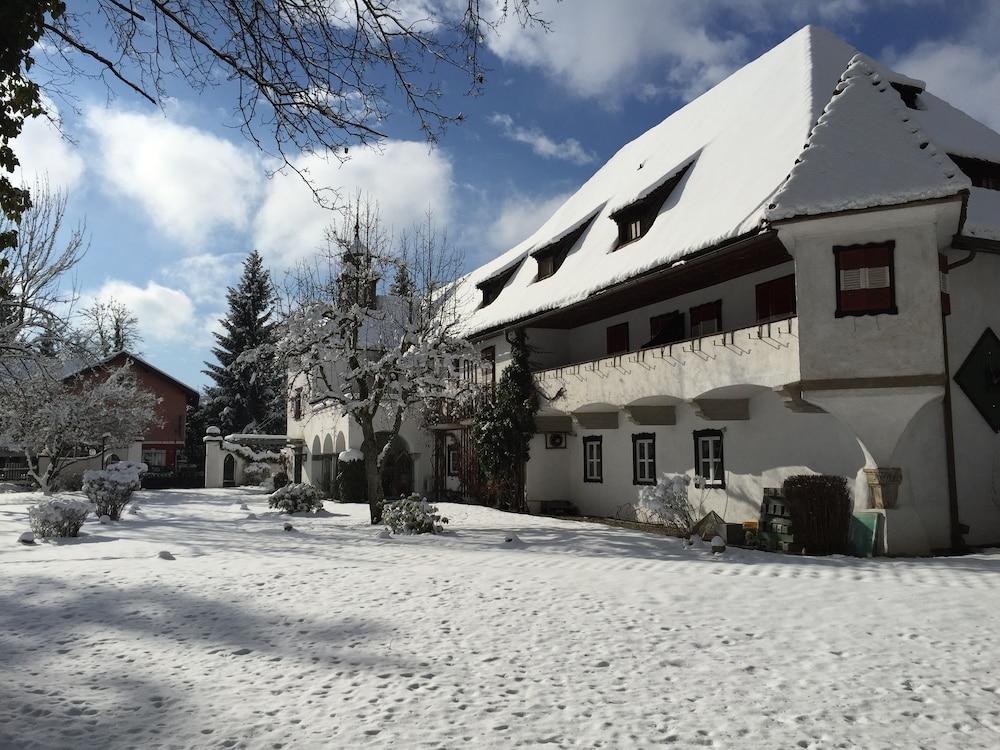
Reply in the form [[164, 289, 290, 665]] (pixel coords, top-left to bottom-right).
[[476, 263, 519, 307], [609, 161, 692, 249], [949, 154, 1000, 190], [531, 213, 597, 281]]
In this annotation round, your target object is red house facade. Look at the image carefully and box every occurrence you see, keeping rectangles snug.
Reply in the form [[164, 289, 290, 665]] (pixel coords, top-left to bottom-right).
[[71, 352, 199, 472]]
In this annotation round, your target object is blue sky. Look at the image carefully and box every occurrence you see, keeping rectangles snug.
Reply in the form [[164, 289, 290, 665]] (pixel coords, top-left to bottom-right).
[[14, 0, 1000, 392]]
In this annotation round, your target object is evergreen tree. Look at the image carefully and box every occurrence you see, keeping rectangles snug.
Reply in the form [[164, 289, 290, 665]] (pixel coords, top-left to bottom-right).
[[203, 251, 286, 436], [472, 329, 538, 513]]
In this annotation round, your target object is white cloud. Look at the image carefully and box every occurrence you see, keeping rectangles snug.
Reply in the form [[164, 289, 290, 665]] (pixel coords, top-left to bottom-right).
[[890, 5, 1000, 132], [484, 0, 926, 104], [253, 140, 454, 266], [84, 108, 262, 247], [487, 190, 571, 254], [162, 253, 243, 305], [12, 102, 85, 191], [85, 280, 197, 344], [489, 114, 595, 165]]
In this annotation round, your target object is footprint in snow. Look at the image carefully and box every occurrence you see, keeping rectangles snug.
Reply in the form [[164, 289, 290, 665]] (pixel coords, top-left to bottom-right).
[[231, 648, 252, 656]]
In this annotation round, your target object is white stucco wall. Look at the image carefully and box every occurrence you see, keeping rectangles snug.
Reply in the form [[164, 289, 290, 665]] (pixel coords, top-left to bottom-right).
[[946, 249, 1000, 546]]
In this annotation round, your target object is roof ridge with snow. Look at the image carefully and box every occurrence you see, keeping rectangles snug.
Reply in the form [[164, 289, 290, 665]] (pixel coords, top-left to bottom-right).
[[451, 25, 1000, 337]]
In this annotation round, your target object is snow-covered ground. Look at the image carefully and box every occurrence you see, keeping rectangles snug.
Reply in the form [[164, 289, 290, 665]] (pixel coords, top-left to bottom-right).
[[3, 489, 1000, 749]]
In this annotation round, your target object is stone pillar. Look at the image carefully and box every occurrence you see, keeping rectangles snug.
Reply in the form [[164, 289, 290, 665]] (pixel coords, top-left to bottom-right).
[[204, 426, 224, 488], [864, 467, 903, 510]]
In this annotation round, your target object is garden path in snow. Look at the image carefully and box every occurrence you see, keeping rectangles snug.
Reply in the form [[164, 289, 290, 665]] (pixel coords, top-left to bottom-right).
[[2, 488, 1000, 749]]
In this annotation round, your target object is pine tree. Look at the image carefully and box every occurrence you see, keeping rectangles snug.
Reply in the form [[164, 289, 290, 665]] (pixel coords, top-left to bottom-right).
[[203, 251, 286, 436]]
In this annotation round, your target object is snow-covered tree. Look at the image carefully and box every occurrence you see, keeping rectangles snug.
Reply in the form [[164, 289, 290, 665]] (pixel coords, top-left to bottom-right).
[[0, 180, 86, 369], [0, 362, 159, 492], [203, 250, 286, 436], [75, 298, 142, 357], [280, 198, 475, 523]]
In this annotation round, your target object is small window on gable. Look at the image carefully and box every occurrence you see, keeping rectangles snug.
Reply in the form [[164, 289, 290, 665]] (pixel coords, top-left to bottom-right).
[[755, 275, 796, 323], [834, 242, 897, 317], [610, 162, 692, 249], [477, 264, 519, 307], [531, 214, 596, 281], [949, 154, 1000, 190], [690, 301, 722, 337], [632, 433, 656, 485], [606, 322, 630, 356], [890, 82, 922, 110], [583, 436, 603, 483]]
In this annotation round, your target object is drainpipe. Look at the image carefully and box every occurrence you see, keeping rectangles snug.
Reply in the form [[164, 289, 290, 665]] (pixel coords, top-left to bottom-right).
[[939, 310, 964, 551]]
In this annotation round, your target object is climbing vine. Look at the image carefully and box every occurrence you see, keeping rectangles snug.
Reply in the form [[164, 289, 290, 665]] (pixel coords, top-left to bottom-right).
[[471, 329, 538, 513]]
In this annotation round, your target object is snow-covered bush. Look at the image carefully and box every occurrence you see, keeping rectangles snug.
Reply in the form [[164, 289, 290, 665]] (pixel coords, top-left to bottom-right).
[[636, 473, 696, 532], [28, 497, 91, 538], [383, 494, 448, 535], [272, 471, 289, 491], [242, 462, 271, 486], [82, 461, 145, 520], [268, 483, 325, 514]]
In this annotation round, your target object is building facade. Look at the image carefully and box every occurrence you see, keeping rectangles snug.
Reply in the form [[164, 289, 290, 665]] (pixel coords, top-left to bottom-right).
[[286, 26, 1000, 554]]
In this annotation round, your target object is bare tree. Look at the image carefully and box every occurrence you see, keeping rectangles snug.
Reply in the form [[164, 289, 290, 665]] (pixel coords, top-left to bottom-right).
[[0, 179, 87, 371], [76, 297, 143, 357], [280, 195, 474, 522]]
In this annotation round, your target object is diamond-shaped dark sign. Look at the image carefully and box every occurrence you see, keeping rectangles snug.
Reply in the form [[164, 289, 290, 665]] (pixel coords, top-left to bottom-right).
[[954, 328, 1000, 433]]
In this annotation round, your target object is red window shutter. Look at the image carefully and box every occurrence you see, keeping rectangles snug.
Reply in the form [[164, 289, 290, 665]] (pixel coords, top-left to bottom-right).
[[835, 243, 895, 316]]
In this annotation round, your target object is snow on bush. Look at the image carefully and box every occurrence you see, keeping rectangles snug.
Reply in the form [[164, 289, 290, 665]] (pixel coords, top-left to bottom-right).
[[243, 462, 271, 486], [268, 483, 325, 514], [383, 494, 448, 535], [635, 473, 696, 532], [82, 461, 145, 521], [27, 497, 91, 538]]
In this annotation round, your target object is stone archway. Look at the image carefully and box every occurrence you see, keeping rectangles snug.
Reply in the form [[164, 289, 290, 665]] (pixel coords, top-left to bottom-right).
[[223, 454, 236, 487]]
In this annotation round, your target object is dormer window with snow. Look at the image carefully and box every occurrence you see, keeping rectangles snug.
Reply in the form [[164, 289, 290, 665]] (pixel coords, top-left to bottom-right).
[[530, 214, 596, 281], [476, 263, 519, 307], [834, 242, 897, 317], [609, 162, 692, 249], [949, 155, 1000, 190]]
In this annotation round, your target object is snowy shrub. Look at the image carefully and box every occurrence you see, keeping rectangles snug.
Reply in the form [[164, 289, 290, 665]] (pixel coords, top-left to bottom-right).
[[54, 472, 84, 492], [383, 494, 448, 535], [268, 483, 325, 514], [636, 473, 696, 532], [82, 462, 144, 520], [272, 471, 289, 491], [242, 462, 271, 486], [28, 497, 91, 538]]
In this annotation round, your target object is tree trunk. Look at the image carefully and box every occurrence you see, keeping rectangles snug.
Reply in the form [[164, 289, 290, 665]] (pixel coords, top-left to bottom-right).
[[364, 451, 382, 524]]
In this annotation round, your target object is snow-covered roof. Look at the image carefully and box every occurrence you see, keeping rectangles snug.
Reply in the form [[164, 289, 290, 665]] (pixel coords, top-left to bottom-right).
[[454, 25, 1000, 337], [63, 350, 199, 400]]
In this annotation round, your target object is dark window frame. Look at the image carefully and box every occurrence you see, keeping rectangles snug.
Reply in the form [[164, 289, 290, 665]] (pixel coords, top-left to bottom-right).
[[645, 310, 685, 348], [689, 300, 722, 337], [949, 154, 1000, 190], [833, 241, 898, 318], [610, 162, 692, 250], [693, 429, 725, 489], [606, 321, 630, 356], [583, 436, 603, 483], [632, 432, 656, 485], [755, 274, 797, 323]]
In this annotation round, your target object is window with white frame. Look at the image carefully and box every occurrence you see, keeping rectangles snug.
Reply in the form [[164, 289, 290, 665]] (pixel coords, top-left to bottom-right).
[[693, 429, 725, 488], [632, 433, 656, 485], [447, 444, 460, 477], [583, 436, 603, 483]]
